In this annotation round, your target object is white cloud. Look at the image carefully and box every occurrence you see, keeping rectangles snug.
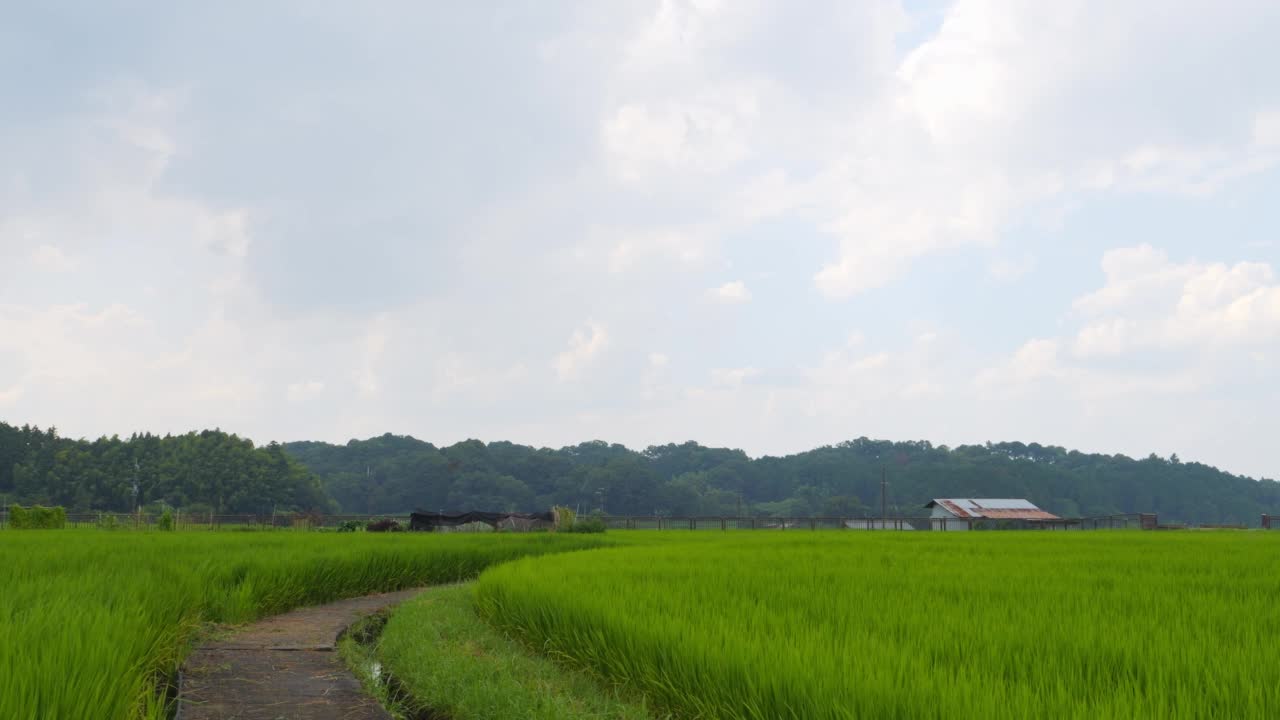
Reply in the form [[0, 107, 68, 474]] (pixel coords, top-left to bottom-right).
[[710, 366, 759, 388], [1072, 246, 1280, 356], [805, 0, 1280, 297], [199, 209, 251, 258], [1253, 109, 1280, 149], [977, 339, 1063, 386], [0, 384, 23, 406], [355, 317, 390, 397], [706, 280, 751, 304], [3, 4, 1280, 481], [641, 352, 672, 400], [554, 322, 609, 381], [605, 227, 713, 273], [287, 380, 325, 402], [432, 353, 529, 399], [29, 244, 78, 272], [602, 90, 758, 182]]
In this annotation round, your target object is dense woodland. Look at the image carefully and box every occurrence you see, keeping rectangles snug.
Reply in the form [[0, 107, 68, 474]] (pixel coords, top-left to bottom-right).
[[3, 420, 1278, 524], [284, 434, 1280, 525], [0, 423, 329, 514]]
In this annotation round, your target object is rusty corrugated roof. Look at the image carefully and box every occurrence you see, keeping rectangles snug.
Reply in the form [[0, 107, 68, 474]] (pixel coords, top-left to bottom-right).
[[926, 498, 1060, 521]]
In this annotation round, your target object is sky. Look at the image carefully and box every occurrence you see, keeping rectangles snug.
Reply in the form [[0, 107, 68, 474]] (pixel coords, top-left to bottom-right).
[[2, 1, 1279, 479]]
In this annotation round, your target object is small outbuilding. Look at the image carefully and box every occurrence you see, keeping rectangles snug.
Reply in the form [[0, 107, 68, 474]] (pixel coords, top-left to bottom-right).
[[924, 498, 1061, 531]]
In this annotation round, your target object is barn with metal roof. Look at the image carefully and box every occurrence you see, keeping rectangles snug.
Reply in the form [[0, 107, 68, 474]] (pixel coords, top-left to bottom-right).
[[925, 498, 1062, 531]]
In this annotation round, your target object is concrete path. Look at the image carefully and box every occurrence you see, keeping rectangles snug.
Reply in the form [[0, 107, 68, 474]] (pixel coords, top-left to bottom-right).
[[177, 588, 422, 720]]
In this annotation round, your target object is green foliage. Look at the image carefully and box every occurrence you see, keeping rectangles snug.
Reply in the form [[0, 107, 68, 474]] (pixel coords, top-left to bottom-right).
[[157, 509, 174, 532], [5, 419, 1279, 525], [365, 585, 651, 720], [478, 532, 1280, 720], [0, 422, 332, 514], [336, 520, 364, 533], [365, 518, 404, 533], [0, 531, 612, 719], [7, 504, 66, 529], [552, 505, 575, 530], [284, 435, 1280, 525], [565, 516, 606, 533]]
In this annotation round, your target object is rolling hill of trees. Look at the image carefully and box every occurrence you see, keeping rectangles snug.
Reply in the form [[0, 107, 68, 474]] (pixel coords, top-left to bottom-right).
[[284, 434, 1280, 525], [3, 419, 1277, 525], [0, 423, 330, 514]]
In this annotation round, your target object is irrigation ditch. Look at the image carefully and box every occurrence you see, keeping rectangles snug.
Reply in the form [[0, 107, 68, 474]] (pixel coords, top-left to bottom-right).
[[341, 611, 440, 720]]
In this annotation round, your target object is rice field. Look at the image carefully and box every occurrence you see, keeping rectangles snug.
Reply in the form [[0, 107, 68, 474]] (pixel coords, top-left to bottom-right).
[[475, 532, 1280, 719], [0, 530, 611, 720]]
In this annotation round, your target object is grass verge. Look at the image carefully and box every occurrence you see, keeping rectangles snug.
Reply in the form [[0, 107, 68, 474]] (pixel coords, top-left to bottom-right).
[[0, 531, 612, 719], [363, 584, 661, 720]]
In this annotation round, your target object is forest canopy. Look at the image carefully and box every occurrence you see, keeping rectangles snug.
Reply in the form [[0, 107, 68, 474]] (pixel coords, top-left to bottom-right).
[[283, 434, 1280, 525], [2, 421, 1277, 525]]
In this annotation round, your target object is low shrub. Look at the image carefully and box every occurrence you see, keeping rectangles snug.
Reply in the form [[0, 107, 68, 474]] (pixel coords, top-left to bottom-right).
[[8, 505, 67, 529], [366, 518, 404, 533], [157, 509, 175, 531], [553, 505, 576, 530], [566, 517, 607, 534], [337, 520, 364, 533]]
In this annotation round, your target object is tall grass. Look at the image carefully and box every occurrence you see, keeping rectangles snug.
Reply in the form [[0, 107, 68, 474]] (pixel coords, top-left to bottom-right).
[[476, 532, 1280, 719], [368, 585, 657, 719], [0, 530, 610, 719]]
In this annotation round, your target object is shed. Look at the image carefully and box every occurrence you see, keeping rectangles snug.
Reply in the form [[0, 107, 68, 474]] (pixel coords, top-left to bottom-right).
[[924, 498, 1060, 531]]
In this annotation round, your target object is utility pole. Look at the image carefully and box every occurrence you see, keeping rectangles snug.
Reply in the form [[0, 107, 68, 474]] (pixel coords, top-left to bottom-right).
[[880, 466, 887, 522], [132, 458, 141, 514]]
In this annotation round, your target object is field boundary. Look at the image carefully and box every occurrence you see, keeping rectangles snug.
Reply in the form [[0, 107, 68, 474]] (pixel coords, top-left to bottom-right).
[[8, 509, 1277, 531]]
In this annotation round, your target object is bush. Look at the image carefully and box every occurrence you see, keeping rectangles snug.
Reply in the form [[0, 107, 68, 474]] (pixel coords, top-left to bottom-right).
[[8, 505, 66, 530], [157, 509, 175, 532], [366, 518, 404, 533], [566, 517, 607, 534], [553, 506, 576, 530], [337, 520, 364, 533]]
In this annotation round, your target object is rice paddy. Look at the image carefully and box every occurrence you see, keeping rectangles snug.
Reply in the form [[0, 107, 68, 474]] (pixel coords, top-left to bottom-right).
[[6, 528, 1277, 719], [475, 532, 1280, 719], [0, 530, 610, 720], [356, 584, 659, 719]]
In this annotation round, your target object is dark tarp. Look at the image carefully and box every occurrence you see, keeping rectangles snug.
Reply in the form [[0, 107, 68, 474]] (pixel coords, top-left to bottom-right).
[[409, 510, 555, 531]]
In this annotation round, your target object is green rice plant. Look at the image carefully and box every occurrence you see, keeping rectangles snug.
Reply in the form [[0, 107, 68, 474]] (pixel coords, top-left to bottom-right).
[[476, 532, 1280, 719], [0, 530, 612, 719], [363, 585, 658, 719]]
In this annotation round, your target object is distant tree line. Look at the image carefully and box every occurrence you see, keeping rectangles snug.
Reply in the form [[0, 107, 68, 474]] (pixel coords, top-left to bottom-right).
[[285, 435, 1280, 526], [0, 423, 330, 514], [3, 421, 1277, 524]]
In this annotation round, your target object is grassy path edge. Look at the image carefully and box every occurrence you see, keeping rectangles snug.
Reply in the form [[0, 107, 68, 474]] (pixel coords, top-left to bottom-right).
[[344, 584, 661, 720]]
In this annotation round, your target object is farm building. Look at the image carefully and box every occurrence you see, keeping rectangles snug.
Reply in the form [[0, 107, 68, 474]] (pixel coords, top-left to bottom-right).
[[925, 498, 1062, 531], [843, 518, 922, 530]]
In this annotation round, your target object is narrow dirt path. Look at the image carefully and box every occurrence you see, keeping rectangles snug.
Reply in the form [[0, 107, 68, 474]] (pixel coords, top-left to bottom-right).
[[176, 588, 422, 720]]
